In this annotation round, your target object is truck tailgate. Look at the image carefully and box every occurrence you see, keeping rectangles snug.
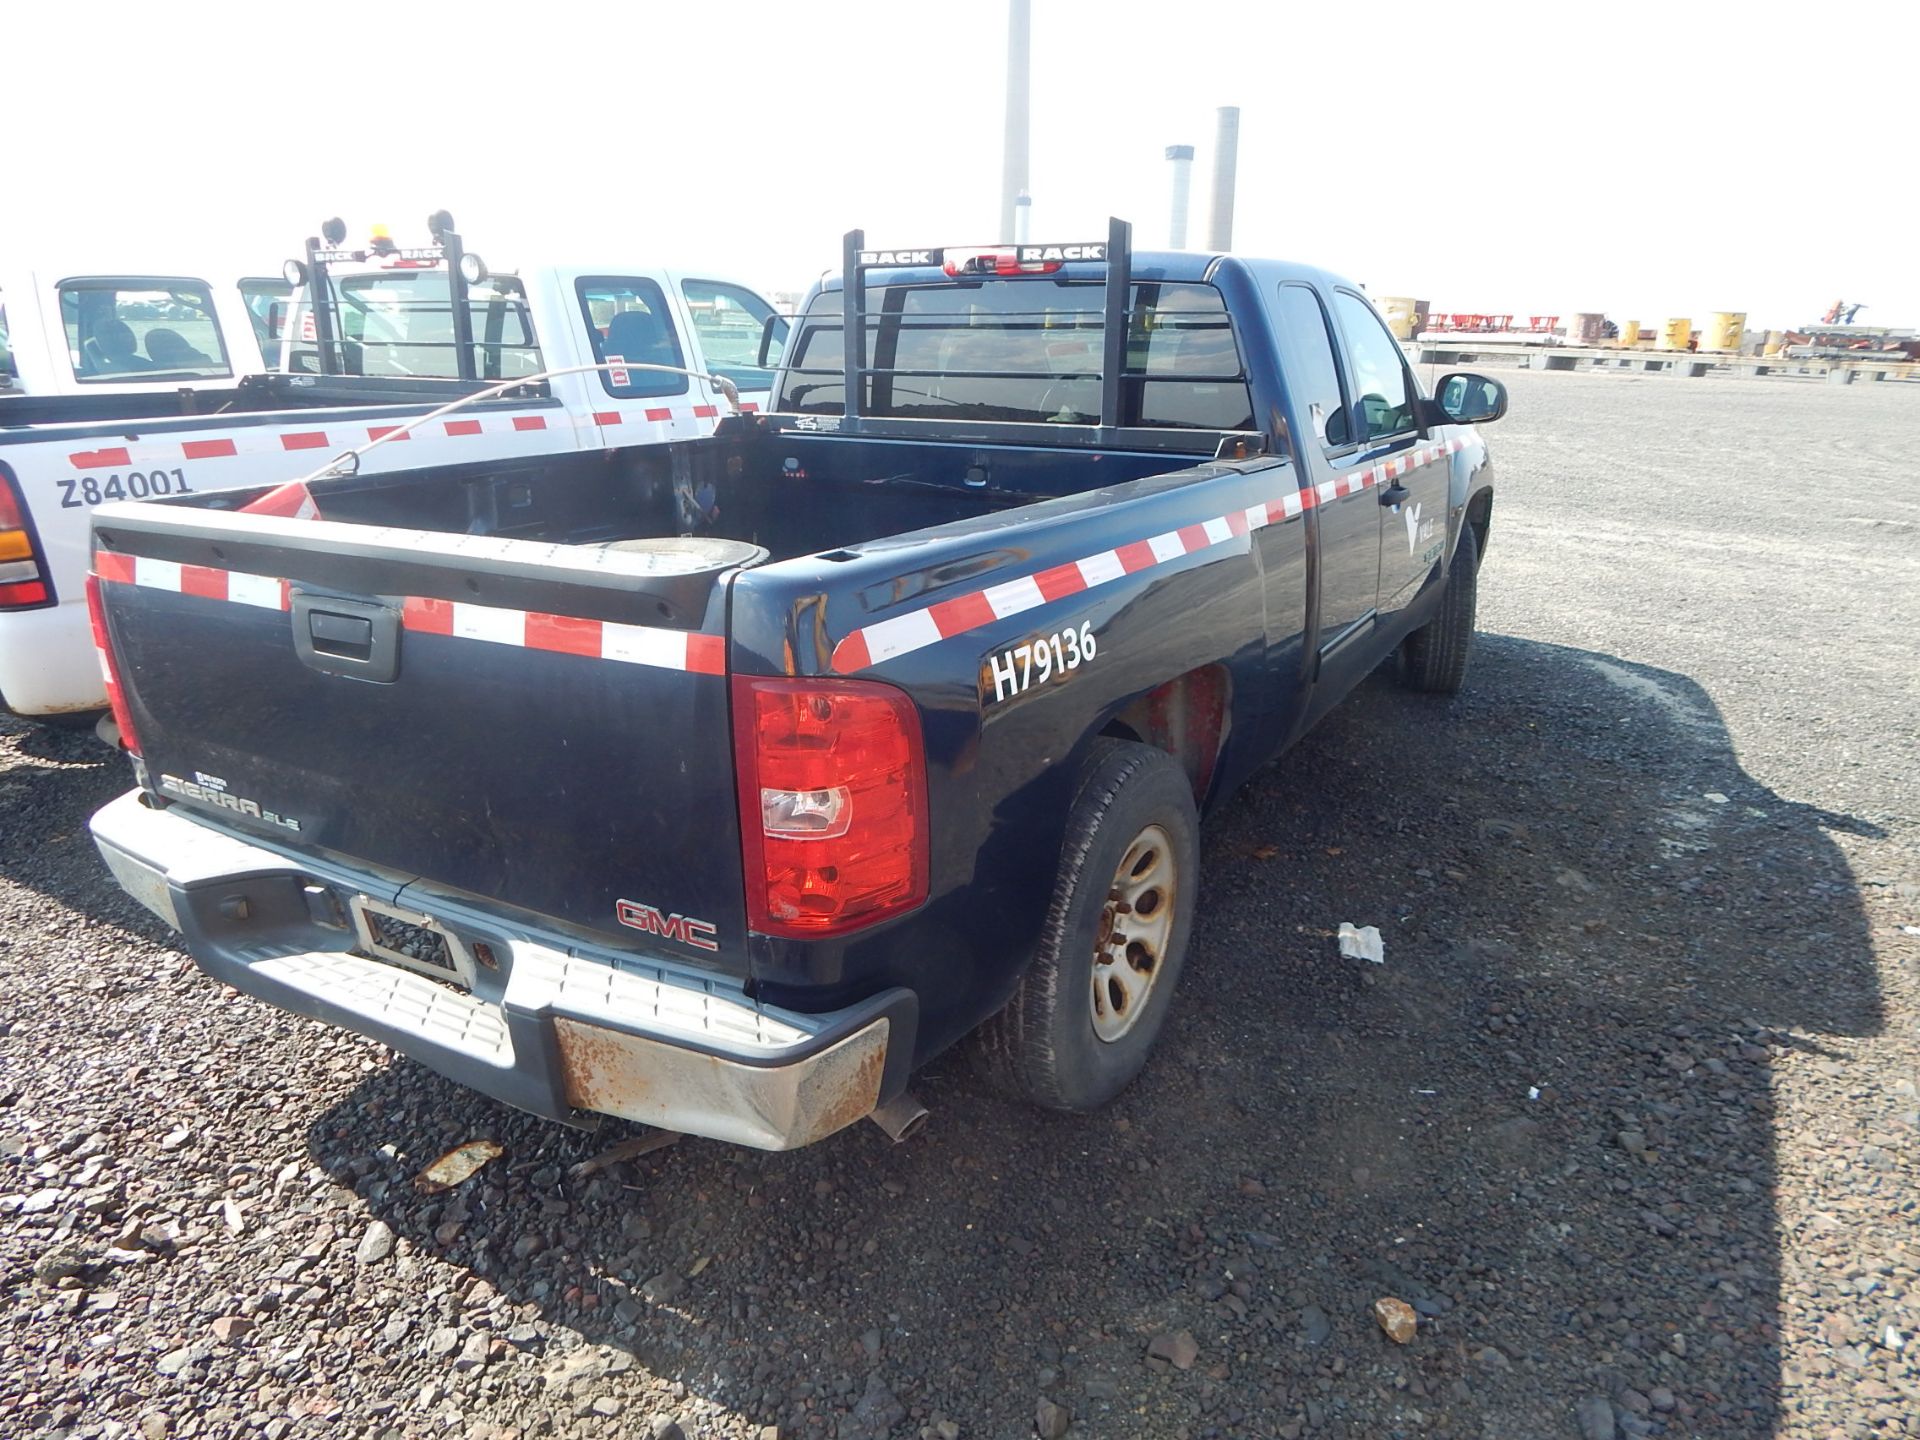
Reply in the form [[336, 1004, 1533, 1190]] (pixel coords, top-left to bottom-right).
[[91, 506, 753, 975]]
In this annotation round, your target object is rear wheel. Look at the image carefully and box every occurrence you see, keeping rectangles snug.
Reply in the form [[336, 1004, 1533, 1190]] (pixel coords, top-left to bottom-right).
[[1399, 521, 1478, 693], [984, 739, 1200, 1112]]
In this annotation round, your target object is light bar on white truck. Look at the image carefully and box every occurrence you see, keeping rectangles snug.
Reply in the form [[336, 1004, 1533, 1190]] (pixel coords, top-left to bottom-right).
[[283, 211, 490, 382]]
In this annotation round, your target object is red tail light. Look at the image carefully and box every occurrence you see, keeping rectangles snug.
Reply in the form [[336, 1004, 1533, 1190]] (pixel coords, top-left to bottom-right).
[[732, 676, 927, 938], [84, 573, 142, 755], [0, 473, 51, 609]]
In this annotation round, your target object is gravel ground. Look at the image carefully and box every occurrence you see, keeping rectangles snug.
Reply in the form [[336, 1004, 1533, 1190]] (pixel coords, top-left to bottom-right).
[[3, 367, 1918, 1440]]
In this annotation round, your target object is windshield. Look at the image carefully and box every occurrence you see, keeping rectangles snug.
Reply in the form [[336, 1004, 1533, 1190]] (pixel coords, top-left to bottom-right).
[[776, 278, 1251, 430], [682, 278, 786, 391], [0, 292, 13, 388], [59, 279, 232, 382], [290, 270, 543, 380]]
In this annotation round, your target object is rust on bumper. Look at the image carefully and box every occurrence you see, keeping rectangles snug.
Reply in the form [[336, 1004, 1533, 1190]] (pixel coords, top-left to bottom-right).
[[554, 1016, 891, 1151]]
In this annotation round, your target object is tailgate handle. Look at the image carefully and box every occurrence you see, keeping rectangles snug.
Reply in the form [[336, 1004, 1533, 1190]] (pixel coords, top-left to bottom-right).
[[291, 591, 400, 683]]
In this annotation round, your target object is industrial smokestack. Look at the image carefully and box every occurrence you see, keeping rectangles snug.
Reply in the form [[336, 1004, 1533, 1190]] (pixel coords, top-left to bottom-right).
[[1165, 144, 1194, 249], [1206, 106, 1240, 251], [999, 0, 1031, 242]]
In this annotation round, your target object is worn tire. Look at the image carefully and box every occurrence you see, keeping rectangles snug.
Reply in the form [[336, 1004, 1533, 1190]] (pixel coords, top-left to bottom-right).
[[1398, 521, 1478, 694], [983, 738, 1200, 1112]]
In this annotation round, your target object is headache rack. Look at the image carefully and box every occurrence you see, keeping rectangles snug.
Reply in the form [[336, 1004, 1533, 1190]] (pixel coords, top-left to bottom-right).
[[292, 214, 545, 395], [770, 216, 1264, 459]]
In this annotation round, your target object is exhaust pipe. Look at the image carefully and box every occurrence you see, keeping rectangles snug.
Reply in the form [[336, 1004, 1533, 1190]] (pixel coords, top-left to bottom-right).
[[868, 1092, 929, 1143]]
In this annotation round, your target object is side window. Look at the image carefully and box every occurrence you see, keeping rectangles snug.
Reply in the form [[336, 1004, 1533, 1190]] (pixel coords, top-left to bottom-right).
[[576, 277, 688, 399], [237, 278, 292, 364], [59, 279, 231, 381], [1332, 291, 1414, 439], [774, 290, 843, 412], [1274, 285, 1352, 448], [681, 279, 786, 392]]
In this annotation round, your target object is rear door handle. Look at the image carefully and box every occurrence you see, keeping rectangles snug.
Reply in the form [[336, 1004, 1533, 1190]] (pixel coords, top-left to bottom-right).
[[1379, 482, 1410, 506]]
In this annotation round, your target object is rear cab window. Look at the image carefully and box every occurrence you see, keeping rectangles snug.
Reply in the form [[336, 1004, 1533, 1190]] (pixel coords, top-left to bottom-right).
[[777, 277, 1253, 432], [59, 278, 230, 382], [577, 278, 687, 399], [291, 271, 542, 380], [681, 278, 785, 392]]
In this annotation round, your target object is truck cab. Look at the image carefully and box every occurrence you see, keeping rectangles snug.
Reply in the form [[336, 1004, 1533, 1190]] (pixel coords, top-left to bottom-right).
[[276, 220, 784, 411], [0, 268, 287, 399]]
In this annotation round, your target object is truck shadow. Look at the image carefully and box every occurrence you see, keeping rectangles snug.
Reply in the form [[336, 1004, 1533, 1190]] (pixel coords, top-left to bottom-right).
[[0, 715, 170, 938], [297, 633, 1881, 1439]]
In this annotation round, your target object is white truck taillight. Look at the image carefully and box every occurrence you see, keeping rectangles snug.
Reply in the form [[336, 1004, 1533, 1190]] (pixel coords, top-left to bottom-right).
[[0, 474, 52, 609], [732, 676, 927, 938]]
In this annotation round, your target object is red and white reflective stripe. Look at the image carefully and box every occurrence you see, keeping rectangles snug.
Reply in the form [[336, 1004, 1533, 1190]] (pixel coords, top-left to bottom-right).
[[830, 438, 1465, 673], [93, 550, 290, 609], [400, 598, 724, 674], [66, 406, 734, 469], [589, 406, 729, 428], [91, 553, 722, 676]]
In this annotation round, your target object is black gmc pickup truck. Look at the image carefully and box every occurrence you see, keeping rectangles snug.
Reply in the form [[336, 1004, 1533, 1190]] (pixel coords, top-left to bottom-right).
[[87, 221, 1507, 1149]]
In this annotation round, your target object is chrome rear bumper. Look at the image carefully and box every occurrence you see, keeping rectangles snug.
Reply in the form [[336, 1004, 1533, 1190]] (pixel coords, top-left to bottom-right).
[[91, 790, 912, 1150]]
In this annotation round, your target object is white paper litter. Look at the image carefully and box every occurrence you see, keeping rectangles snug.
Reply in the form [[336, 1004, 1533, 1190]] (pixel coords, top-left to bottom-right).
[[1337, 923, 1384, 964]]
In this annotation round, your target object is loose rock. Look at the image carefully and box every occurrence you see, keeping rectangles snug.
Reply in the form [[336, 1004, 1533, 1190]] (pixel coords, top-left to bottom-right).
[[354, 1219, 395, 1265], [1372, 1297, 1418, 1344], [1146, 1330, 1199, 1371], [1576, 1395, 1616, 1440]]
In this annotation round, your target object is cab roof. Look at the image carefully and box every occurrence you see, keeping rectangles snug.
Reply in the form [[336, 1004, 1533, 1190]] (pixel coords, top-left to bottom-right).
[[816, 249, 1358, 298]]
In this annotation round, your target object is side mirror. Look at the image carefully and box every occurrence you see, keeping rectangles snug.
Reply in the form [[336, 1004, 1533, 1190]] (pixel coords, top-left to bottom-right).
[[1435, 372, 1508, 424], [756, 313, 791, 370]]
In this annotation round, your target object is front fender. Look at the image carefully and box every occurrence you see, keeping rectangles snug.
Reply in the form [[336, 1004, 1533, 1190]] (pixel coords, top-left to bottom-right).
[[1446, 426, 1494, 561]]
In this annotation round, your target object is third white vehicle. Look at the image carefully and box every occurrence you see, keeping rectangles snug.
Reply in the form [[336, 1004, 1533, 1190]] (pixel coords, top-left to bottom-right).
[[0, 212, 787, 719]]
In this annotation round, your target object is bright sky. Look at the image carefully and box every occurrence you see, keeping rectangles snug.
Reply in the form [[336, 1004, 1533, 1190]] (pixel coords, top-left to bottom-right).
[[4, 0, 1910, 331]]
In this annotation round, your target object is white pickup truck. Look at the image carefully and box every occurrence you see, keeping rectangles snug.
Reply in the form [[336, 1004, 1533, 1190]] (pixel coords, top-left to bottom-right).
[[0, 216, 785, 720]]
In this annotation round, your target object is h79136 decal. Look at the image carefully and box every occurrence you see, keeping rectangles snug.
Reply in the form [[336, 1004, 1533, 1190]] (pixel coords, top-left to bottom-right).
[[986, 621, 1098, 703]]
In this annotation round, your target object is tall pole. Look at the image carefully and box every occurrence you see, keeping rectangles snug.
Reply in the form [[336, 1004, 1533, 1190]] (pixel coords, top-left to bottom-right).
[[1000, 0, 1031, 242], [1207, 105, 1240, 251], [1165, 144, 1194, 249]]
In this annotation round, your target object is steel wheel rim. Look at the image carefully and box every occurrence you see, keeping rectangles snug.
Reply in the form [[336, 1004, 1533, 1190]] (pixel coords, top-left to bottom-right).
[[1090, 823, 1177, 1043]]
